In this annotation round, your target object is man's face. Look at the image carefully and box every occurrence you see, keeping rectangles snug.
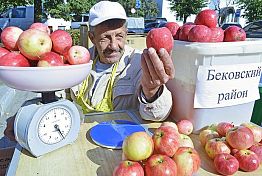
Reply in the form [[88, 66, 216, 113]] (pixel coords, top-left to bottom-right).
[[89, 20, 127, 64]]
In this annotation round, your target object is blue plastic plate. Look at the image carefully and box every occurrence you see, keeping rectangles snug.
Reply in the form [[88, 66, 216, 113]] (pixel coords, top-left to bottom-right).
[[90, 120, 146, 149]]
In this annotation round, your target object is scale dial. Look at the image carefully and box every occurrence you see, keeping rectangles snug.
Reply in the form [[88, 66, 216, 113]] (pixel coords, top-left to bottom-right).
[[14, 99, 81, 157], [38, 107, 72, 144]]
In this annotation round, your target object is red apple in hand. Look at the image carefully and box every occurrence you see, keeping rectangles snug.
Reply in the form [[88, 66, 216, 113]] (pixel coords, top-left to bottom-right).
[[241, 122, 262, 143], [216, 122, 234, 137], [1, 26, 23, 51], [249, 143, 262, 164], [194, 9, 218, 28], [0, 52, 30, 67], [224, 26, 246, 42], [113, 160, 144, 176], [172, 147, 201, 176], [205, 137, 231, 159], [37, 51, 64, 67], [199, 129, 220, 147], [152, 126, 180, 157], [214, 153, 239, 176], [188, 25, 212, 42], [64, 45, 90, 65], [226, 126, 254, 150], [0, 47, 10, 57], [122, 131, 154, 161], [50, 29, 73, 54], [165, 22, 180, 38], [18, 29, 52, 60], [29, 22, 50, 35], [234, 149, 260, 172], [146, 27, 173, 53], [176, 119, 193, 135], [145, 154, 177, 176]]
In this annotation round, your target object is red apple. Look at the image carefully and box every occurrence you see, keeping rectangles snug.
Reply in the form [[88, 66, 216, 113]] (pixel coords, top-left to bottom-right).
[[113, 160, 144, 176], [178, 24, 195, 41], [50, 29, 73, 54], [122, 131, 153, 161], [146, 27, 173, 53], [173, 26, 181, 40], [0, 47, 10, 58], [241, 122, 262, 143], [224, 26, 246, 42], [205, 137, 231, 159], [231, 148, 239, 156], [226, 126, 254, 150], [249, 143, 262, 164], [214, 153, 239, 175], [1, 26, 23, 51], [64, 45, 90, 65], [179, 133, 194, 148], [172, 147, 201, 176], [29, 22, 51, 35], [210, 27, 224, 42], [199, 129, 220, 147], [0, 52, 30, 67], [145, 154, 177, 176], [188, 25, 212, 42], [37, 51, 64, 67], [194, 9, 218, 28], [176, 119, 193, 135], [160, 121, 178, 131], [216, 122, 234, 137], [17, 29, 52, 60], [165, 22, 180, 38], [234, 149, 260, 172], [152, 126, 180, 157]]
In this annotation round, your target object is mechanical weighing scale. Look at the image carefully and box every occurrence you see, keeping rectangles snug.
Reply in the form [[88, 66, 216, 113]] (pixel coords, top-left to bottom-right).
[[0, 62, 92, 157]]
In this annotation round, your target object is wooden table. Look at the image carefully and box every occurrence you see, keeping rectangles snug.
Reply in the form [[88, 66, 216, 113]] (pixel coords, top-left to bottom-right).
[[6, 110, 262, 176]]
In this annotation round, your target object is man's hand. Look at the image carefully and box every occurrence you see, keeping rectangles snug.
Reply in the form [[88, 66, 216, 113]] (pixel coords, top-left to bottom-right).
[[141, 47, 175, 101]]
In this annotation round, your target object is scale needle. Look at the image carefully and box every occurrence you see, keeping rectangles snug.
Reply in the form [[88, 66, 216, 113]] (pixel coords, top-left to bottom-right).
[[54, 124, 65, 139]]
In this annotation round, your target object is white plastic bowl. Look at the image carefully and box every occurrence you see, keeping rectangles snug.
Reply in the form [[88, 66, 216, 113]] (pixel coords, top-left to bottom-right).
[[0, 61, 93, 92]]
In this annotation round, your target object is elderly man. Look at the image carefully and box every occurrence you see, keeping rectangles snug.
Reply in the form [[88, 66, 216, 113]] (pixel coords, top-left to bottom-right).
[[69, 1, 175, 121], [4, 1, 175, 141]]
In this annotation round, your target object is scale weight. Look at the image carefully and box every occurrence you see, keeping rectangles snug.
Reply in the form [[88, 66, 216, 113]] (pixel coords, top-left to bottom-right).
[[14, 92, 81, 157], [0, 62, 92, 157]]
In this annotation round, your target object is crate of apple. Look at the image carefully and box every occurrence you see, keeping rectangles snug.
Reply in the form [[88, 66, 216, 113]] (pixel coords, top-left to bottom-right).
[[164, 9, 246, 43], [113, 120, 202, 176], [199, 122, 262, 175], [0, 23, 90, 67]]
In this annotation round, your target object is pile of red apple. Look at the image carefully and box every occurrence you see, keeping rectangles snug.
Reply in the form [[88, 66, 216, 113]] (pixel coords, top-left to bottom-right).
[[199, 122, 262, 175], [164, 9, 246, 42], [113, 119, 201, 176], [0, 23, 90, 67]]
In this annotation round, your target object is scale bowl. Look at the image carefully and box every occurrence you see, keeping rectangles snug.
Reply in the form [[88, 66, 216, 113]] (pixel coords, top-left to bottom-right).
[[0, 61, 93, 92]]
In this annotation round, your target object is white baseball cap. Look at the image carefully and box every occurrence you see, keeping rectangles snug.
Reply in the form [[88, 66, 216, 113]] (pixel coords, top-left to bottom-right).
[[89, 1, 127, 26]]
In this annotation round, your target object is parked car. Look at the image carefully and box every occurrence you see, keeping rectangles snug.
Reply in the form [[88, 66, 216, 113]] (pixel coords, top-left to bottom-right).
[[243, 20, 262, 38], [144, 21, 167, 33], [221, 22, 242, 30], [0, 6, 71, 33], [127, 17, 144, 34]]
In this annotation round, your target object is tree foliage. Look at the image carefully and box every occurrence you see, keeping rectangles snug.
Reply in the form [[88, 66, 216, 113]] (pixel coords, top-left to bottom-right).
[[169, 0, 208, 24], [44, 0, 96, 21], [0, 0, 33, 13], [236, 0, 262, 22], [115, 0, 158, 18]]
